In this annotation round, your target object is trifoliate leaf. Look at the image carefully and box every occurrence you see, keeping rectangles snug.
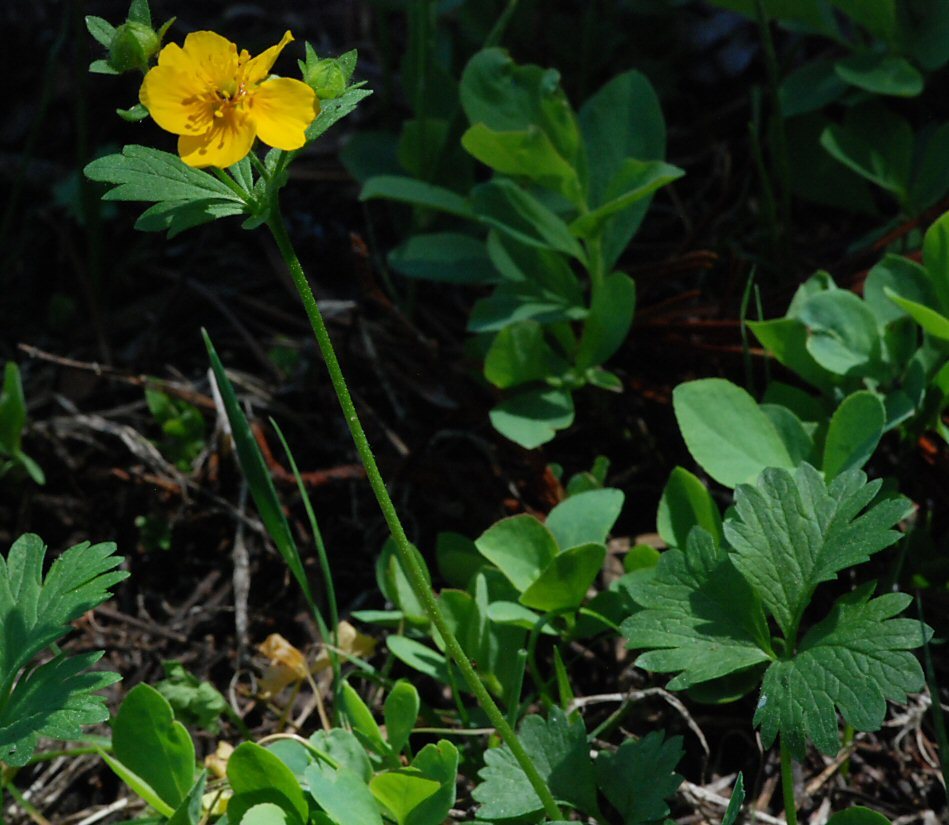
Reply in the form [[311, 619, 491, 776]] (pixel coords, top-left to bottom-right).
[[725, 464, 911, 639], [472, 707, 598, 821], [755, 584, 932, 759], [0, 534, 127, 764], [622, 528, 772, 689], [594, 731, 683, 825]]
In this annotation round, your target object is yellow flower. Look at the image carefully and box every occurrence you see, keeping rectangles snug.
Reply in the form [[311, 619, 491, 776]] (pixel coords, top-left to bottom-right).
[[140, 30, 318, 168]]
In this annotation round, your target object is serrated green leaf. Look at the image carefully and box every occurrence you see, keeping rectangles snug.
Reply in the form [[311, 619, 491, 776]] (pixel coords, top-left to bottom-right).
[[726, 464, 911, 640], [0, 534, 127, 713], [1, 652, 119, 766], [595, 732, 683, 825], [306, 86, 372, 142], [622, 529, 772, 689], [85, 146, 244, 203], [155, 661, 228, 734], [755, 584, 932, 758], [473, 708, 598, 820]]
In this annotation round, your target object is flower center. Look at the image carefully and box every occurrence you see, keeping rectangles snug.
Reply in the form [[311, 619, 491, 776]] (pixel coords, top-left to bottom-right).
[[211, 80, 251, 118]]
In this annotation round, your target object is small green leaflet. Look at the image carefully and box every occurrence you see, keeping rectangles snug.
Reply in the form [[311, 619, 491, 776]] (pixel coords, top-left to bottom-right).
[[0, 534, 128, 765]]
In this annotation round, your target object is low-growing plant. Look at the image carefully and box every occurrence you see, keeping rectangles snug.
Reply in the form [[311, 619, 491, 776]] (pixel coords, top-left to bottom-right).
[[360, 48, 682, 448], [624, 462, 931, 823], [146, 388, 207, 472]]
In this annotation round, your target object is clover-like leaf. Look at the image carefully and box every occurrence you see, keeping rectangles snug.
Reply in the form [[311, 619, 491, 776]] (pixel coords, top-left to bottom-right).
[[472, 708, 598, 821], [725, 464, 911, 640], [0, 534, 127, 764], [755, 585, 932, 759], [622, 529, 772, 689]]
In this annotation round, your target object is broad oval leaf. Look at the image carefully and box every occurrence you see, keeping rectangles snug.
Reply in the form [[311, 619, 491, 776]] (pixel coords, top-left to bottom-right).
[[822, 391, 885, 480], [673, 378, 795, 488], [545, 489, 624, 549]]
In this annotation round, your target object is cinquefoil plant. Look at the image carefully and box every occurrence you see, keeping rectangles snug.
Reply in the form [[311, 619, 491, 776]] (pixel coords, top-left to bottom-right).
[[622, 463, 931, 823]]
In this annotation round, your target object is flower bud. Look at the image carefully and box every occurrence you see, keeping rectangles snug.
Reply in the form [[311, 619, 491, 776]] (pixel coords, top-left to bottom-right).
[[303, 58, 347, 99], [108, 20, 160, 72]]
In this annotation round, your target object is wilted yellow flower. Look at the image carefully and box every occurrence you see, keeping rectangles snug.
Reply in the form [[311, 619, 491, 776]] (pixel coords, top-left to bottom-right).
[[139, 30, 318, 168]]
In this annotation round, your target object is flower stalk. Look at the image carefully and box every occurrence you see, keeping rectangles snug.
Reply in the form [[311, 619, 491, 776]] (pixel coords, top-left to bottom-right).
[[265, 206, 562, 821]]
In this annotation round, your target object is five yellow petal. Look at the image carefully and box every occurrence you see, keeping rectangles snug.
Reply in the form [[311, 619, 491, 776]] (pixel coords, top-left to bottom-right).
[[139, 29, 318, 168]]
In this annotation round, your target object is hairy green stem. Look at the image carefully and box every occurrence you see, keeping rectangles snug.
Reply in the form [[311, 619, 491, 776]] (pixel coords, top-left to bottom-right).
[[779, 736, 798, 825], [266, 208, 562, 821]]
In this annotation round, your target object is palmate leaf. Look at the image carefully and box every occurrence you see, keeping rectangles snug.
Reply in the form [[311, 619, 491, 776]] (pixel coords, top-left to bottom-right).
[[623, 465, 928, 760], [84, 145, 250, 238], [0, 652, 120, 766], [472, 708, 598, 821], [0, 534, 127, 764], [726, 464, 911, 638], [594, 731, 683, 825], [756, 585, 932, 759], [622, 529, 772, 689]]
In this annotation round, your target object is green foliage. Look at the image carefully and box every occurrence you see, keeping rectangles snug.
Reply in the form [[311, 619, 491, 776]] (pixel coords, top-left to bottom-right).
[[623, 464, 930, 759], [145, 389, 206, 471], [0, 534, 127, 766], [360, 48, 682, 448], [154, 661, 229, 734], [0, 362, 45, 485], [748, 222, 949, 445], [102, 684, 197, 817], [473, 708, 683, 823]]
